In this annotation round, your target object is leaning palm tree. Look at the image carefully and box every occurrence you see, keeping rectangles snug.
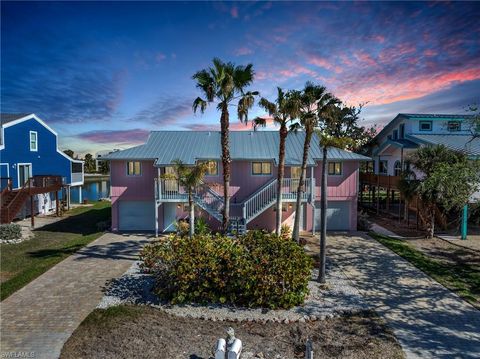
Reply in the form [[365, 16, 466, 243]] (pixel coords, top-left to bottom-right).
[[163, 160, 208, 238], [253, 88, 300, 235], [192, 58, 258, 232], [292, 82, 339, 242]]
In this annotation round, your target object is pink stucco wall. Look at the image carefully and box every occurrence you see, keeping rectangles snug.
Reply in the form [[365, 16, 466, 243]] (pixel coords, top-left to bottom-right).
[[110, 159, 360, 232], [110, 160, 156, 231]]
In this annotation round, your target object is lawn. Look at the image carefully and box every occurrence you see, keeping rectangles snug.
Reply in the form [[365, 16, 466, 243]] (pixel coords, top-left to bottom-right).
[[370, 232, 480, 309], [0, 202, 111, 301], [60, 305, 404, 359]]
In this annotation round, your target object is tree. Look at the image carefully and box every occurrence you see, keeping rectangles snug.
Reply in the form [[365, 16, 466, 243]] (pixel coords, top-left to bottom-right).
[[399, 145, 480, 238], [192, 58, 258, 232], [315, 105, 371, 283], [99, 160, 110, 174], [163, 160, 209, 238], [63, 149, 74, 158], [466, 103, 480, 142], [291, 82, 339, 242], [83, 153, 96, 173], [253, 88, 300, 235]]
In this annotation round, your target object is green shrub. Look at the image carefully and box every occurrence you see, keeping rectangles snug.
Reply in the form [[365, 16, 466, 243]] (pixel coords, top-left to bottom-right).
[[140, 231, 312, 309], [174, 220, 189, 237], [280, 224, 291, 240], [194, 217, 211, 235], [0, 223, 22, 241]]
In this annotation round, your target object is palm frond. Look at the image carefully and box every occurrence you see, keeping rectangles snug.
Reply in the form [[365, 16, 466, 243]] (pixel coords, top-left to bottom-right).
[[252, 116, 267, 131], [193, 97, 208, 114], [237, 91, 256, 123]]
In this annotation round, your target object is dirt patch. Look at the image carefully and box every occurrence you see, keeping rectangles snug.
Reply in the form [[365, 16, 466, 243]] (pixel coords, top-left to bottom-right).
[[61, 306, 404, 359], [368, 213, 425, 237]]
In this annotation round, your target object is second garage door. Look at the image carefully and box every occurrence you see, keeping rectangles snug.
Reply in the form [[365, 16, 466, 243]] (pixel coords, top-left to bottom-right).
[[119, 200, 155, 231], [314, 201, 351, 231]]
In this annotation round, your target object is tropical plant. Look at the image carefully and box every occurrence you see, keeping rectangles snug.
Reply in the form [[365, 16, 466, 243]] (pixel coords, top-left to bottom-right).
[[291, 82, 339, 242], [163, 160, 208, 238], [253, 87, 300, 234], [192, 58, 258, 232], [194, 217, 211, 235], [399, 145, 480, 238], [140, 231, 312, 309]]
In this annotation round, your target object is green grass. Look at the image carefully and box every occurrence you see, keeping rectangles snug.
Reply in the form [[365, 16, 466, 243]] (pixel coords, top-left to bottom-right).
[[369, 232, 480, 308], [82, 305, 142, 327], [0, 202, 111, 301]]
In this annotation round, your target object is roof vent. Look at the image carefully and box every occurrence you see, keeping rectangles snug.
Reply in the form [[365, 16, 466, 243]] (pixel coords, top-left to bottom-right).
[[207, 132, 211, 136], [249, 132, 253, 136]]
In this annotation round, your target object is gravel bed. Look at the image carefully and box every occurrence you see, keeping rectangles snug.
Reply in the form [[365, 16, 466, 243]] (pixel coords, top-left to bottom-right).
[[98, 261, 368, 323]]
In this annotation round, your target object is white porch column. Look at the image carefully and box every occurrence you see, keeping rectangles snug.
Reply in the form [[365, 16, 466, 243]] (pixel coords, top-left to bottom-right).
[[155, 201, 159, 237], [78, 186, 82, 203]]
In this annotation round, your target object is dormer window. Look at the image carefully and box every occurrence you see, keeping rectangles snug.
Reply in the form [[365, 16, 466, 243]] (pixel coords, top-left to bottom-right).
[[419, 121, 432, 131], [447, 121, 461, 132], [29, 131, 38, 151]]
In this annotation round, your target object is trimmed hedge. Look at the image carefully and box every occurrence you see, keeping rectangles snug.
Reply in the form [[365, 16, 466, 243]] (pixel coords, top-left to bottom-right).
[[0, 223, 22, 241], [141, 231, 312, 309]]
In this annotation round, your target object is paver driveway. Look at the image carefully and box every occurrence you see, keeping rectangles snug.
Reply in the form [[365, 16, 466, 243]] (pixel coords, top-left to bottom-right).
[[328, 233, 480, 359], [1, 233, 150, 359]]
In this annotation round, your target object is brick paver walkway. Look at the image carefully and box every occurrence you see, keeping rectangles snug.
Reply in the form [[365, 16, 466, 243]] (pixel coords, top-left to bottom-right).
[[1, 233, 150, 359], [328, 233, 480, 359]]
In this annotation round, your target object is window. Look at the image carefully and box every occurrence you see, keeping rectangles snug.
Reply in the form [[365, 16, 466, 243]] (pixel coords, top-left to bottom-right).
[[447, 121, 461, 132], [29, 131, 38, 151], [392, 130, 398, 140], [394, 161, 402, 176], [379, 160, 388, 174], [328, 162, 342, 175], [252, 162, 271, 175], [126, 161, 142, 176], [199, 160, 218, 175], [419, 121, 432, 131], [362, 161, 375, 173], [399, 124, 405, 139], [290, 166, 303, 178]]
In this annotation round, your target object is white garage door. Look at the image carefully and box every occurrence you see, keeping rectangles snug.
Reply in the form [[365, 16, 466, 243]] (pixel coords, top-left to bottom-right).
[[314, 201, 351, 231], [119, 201, 155, 231]]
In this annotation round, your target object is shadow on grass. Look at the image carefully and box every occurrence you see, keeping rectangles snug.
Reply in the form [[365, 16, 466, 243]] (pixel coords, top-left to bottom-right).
[[27, 243, 85, 259], [36, 206, 110, 236]]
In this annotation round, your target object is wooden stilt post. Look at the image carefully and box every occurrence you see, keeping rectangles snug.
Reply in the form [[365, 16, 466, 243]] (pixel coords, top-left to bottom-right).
[[55, 191, 59, 216], [30, 195, 34, 228], [461, 204, 468, 240]]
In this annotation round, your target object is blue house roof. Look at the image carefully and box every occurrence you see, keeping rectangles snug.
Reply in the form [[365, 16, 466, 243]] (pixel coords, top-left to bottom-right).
[[104, 131, 371, 165]]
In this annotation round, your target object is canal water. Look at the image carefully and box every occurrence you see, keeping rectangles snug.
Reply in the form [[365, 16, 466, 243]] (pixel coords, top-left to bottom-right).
[[70, 179, 110, 203]]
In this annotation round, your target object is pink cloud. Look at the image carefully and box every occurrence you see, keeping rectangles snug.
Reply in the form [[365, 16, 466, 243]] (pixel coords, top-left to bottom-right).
[[155, 52, 166, 62], [353, 51, 377, 67], [78, 129, 150, 144], [307, 55, 343, 73], [230, 6, 238, 18], [372, 35, 385, 43], [423, 49, 437, 57], [234, 47, 253, 56]]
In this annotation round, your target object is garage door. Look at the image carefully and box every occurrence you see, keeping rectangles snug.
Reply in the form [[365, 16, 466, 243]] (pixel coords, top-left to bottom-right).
[[119, 201, 155, 231], [314, 201, 351, 231]]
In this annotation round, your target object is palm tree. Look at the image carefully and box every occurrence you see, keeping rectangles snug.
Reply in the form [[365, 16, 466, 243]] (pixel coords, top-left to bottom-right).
[[164, 160, 209, 238], [292, 82, 339, 242], [253, 88, 300, 235], [192, 58, 258, 232], [316, 105, 369, 283]]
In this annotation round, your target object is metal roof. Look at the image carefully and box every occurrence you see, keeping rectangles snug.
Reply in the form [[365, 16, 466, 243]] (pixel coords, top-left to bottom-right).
[[104, 131, 371, 164], [408, 134, 480, 157], [1, 113, 31, 126]]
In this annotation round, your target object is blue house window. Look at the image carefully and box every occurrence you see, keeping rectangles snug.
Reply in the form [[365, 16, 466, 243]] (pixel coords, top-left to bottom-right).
[[399, 124, 405, 139], [29, 131, 38, 151], [419, 121, 432, 131], [392, 130, 398, 140]]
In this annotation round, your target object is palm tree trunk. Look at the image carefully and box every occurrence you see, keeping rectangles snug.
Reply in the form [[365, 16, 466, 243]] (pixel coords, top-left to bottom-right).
[[220, 105, 231, 233], [275, 124, 288, 235], [318, 145, 328, 284], [189, 192, 195, 239], [293, 129, 312, 242]]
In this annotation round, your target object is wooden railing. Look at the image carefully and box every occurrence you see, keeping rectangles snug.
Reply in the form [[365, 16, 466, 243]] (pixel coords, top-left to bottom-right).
[[360, 173, 401, 189]]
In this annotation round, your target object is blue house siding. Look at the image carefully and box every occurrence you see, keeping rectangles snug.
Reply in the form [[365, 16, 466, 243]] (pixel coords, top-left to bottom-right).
[[0, 116, 78, 188]]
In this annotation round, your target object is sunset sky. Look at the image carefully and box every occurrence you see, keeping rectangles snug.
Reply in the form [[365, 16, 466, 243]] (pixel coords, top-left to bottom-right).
[[1, 1, 479, 155]]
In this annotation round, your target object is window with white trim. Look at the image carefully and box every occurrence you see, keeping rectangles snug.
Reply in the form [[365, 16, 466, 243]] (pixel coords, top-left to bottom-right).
[[290, 166, 303, 178], [419, 121, 432, 131], [379, 160, 388, 174], [252, 162, 271, 175], [29, 131, 38, 151], [328, 162, 342, 175], [126, 161, 142, 176], [447, 121, 461, 132], [394, 161, 402, 176]]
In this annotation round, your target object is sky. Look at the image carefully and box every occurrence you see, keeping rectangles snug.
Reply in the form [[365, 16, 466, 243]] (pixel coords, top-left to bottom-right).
[[1, 1, 479, 156]]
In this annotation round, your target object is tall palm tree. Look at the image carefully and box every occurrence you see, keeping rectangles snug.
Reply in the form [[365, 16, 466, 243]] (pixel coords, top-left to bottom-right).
[[192, 58, 258, 233], [316, 105, 367, 283], [164, 160, 208, 238], [292, 82, 338, 242], [253, 88, 300, 235]]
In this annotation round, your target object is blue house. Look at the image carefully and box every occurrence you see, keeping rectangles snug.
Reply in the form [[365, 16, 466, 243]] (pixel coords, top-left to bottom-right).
[[0, 113, 84, 223]]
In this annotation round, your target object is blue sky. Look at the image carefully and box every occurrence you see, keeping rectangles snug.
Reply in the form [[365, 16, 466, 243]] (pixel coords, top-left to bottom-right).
[[1, 1, 479, 155]]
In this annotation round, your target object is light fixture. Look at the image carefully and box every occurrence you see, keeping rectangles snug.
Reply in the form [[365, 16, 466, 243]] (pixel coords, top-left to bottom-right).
[[288, 204, 293, 209], [177, 204, 181, 209]]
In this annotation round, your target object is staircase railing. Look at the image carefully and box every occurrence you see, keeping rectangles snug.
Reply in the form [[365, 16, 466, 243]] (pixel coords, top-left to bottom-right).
[[3, 178, 31, 223], [242, 178, 313, 223]]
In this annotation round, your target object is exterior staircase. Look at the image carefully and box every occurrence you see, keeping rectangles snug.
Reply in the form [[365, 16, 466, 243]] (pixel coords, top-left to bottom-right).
[[193, 182, 223, 221], [0, 176, 63, 224]]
